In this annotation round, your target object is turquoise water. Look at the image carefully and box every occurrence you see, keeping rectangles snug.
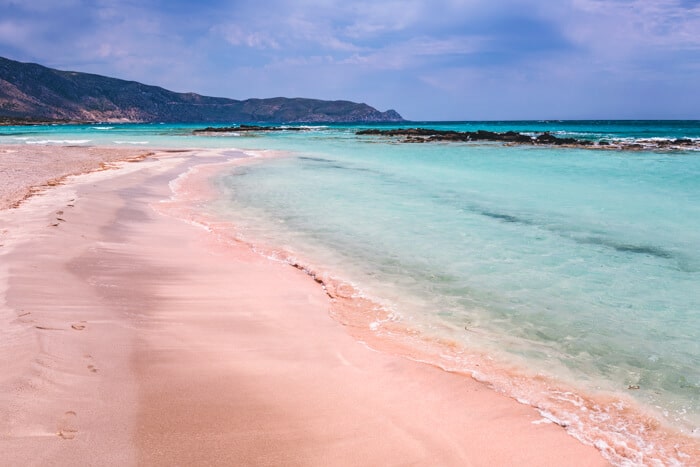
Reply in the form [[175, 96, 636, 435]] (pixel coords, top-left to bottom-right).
[[3, 121, 700, 462], [213, 129, 700, 421], [2, 120, 700, 147]]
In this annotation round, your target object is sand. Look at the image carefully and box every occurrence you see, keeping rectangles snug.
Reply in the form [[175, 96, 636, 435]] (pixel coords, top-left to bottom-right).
[[0, 144, 151, 210], [0, 146, 608, 465]]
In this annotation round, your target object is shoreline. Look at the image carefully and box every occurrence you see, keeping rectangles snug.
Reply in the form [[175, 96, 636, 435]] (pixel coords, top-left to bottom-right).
[[171, 152, 700, 465], [0, 145, 611, 465], [0, 144, 159, 210]]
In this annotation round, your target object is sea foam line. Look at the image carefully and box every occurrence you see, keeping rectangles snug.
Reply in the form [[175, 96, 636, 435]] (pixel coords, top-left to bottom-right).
[[26, 139, 91, 145], [159, 149, 700, 467]]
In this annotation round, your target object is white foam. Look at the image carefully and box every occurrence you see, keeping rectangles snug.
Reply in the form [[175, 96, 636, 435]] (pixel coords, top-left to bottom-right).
[[536, 408, 570, 428], [531, 418, 554, 425], [26, 139, 91, 145]]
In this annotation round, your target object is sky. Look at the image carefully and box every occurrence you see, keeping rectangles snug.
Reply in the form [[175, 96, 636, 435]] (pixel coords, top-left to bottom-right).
[[0, 0, 699, 120]]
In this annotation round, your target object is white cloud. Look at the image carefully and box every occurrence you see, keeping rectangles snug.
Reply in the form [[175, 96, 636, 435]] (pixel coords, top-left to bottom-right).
[[341, 0, 426, 38], [0, 0, 82, 11], [214, 24, 280, 49], [566, 0, 700, 53], [339, 35, 489, 70], [1, 0, 699, 118], [282, 15, 360, 52]]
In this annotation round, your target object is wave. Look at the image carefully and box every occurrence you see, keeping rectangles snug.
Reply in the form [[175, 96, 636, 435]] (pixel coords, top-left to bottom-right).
[[25, 139, 91, 145], [282, 125, 329, 130]]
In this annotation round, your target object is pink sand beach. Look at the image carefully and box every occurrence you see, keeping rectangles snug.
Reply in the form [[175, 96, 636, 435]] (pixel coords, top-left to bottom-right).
[[0, 145, 608, 465]]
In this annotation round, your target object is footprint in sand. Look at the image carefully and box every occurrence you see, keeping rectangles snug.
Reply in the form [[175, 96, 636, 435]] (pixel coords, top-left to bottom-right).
[[71, 323, 86, 331], [57, 411, 78, 440], [84, 354, 98, 373], [17, 311, 33, 323]]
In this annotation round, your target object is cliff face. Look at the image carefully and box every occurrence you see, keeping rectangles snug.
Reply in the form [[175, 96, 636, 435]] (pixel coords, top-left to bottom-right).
[[0, 57, 403, 123]]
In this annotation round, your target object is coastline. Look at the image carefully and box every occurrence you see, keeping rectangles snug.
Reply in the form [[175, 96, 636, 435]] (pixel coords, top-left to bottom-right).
[[0, 144, 155, 210], [0, 145, 608, 465], [171, 151, 700, 465]]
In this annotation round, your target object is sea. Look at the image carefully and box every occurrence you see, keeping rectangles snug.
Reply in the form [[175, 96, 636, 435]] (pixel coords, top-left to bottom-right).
[[2, 120, 699, 465]]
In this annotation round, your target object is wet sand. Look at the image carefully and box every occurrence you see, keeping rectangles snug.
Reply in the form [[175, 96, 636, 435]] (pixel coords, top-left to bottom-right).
[[0, 144, 151, 210], [0, 146, 607, 465]]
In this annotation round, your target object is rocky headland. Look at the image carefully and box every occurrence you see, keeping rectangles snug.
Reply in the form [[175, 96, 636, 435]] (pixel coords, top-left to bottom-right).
[[0, 56, 403, 124]]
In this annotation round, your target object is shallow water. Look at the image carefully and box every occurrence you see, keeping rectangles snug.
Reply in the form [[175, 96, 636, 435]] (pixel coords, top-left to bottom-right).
[[3, 121, 700, 464], [213, 135, 700, 424]]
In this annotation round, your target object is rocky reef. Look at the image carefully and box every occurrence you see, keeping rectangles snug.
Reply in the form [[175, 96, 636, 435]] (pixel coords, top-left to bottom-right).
[[356, 128, 699, 151]]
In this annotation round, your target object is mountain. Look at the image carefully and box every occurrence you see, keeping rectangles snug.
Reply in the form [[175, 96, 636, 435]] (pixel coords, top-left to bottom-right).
[[0, 56, 403, 123]]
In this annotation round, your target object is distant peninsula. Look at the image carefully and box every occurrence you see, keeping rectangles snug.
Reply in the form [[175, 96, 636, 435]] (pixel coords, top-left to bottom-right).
[[0, 56, 403, 124]]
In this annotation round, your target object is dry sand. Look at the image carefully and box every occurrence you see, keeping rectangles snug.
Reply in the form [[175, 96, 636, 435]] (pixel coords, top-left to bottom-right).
[[0, 146, 608, 465]]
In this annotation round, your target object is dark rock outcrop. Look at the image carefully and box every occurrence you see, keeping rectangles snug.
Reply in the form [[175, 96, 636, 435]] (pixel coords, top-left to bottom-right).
[[357, 128, 594, 145], [0, 56, 404, 123], [357, 128, 700, 151]]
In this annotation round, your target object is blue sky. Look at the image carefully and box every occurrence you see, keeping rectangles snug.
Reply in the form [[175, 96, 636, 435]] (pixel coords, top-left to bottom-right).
[[1, 0, 699, 120]]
